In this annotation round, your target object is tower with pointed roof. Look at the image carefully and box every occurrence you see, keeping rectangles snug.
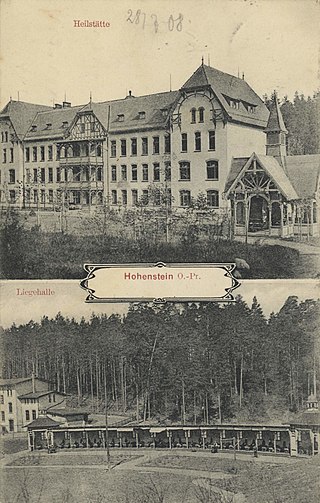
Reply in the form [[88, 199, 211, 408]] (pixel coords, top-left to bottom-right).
[[265, 92, 288, 170]]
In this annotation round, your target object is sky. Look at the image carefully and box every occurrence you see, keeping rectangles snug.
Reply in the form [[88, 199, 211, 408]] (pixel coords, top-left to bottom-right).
[[0, 279, 319, 328], [0, 0, 319, 109]]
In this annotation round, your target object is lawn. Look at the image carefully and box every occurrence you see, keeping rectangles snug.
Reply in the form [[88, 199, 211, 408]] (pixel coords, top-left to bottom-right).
[[2, 450, 319, 503]]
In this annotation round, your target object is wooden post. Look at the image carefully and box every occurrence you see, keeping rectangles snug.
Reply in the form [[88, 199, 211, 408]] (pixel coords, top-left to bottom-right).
[[268, 204, 272, 236], [168, 433, 172, 449], [185, 430, 189, 449], [220, 431, 223, 450], [280, 203, 284, 238], [104, 367, 110, 470], [135, 431, 139, 448], [274, 432, 277, 454]]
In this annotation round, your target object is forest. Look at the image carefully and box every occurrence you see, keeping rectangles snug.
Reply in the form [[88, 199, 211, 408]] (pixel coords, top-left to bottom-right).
[[1, 296, 319, 424]]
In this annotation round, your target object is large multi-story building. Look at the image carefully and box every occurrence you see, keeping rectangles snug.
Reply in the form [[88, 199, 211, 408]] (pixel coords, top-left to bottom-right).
[[1, 63, 319, 236], [0, 375, 66, 433]]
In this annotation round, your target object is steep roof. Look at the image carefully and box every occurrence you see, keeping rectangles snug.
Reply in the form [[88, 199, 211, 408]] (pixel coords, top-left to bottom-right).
[[225, 153, 299, 201], [48, 408, 88, 417], [24, 105, 85, 140], [81, 90, 180, 133], [181, 64, 269, 128], [0, 100, 51, 140], [285, 154, 320, 199], [265, 93, 288, 133]]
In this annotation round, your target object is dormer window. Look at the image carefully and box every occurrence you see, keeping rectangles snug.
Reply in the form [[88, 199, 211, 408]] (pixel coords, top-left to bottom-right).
[[31, 125, 37, 132], [62, 121, 68, 128], [117, 114, 124, 122], [138, 111, 146, 120], [248, 105, 255, 113], [161, 108, 168, 118], [46, 123, 52, 130], [230, 100, 240, 110]]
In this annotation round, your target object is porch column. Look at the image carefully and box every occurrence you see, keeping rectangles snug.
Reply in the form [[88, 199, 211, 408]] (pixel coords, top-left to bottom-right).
[[310, 430, 315, 456], [202, 430, 206, 450], [280, 203, 284, 238], [135, 431, 139, 448], [220, 431, 223, 450], [236, 431, 240, 450], [85, 430, 88, 448], [268, 204, 272, 236], [233, 200, 237, 237], [255, 434, 258, 450], [274, 432, 277, 454], [168, 431, 172, 449], [185, 430, 189, 449], [289, 429, 297, 457], [119, 433, 122, 449]]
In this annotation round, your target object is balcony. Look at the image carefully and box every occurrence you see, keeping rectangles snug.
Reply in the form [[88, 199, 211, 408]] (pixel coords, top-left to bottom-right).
[[59, 156, 103, 165]]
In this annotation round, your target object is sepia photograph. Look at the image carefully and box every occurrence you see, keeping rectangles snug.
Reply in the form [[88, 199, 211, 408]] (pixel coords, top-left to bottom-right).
[[0, 0, 319, 279], [0, 279, 319, 502]]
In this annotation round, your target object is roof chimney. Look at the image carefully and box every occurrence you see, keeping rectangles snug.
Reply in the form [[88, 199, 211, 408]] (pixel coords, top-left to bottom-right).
[[32, 372, 36, 393], [63, 101, 71, 108], [54, 103, 62, 109]]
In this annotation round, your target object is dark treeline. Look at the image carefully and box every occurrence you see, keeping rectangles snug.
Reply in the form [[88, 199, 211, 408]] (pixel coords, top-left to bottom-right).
[[264, 91, 320, 155], [1, 296, 319, 423]]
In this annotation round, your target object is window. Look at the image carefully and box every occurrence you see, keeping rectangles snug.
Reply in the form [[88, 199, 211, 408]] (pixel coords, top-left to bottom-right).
[[191, 108, 196, 123], [8, 402, 13, 413], [97, 167, 103, 181], [7, 389, 12, 397], [48, 145, 53, 160], [9, 169, 15, 184], [10, 148, 14, 162], [1, 411, 4, 422], [111, 190, 117, 204], [132, 189, 138, 205], [32, 410, 36, 420], [32, 147, 37, 162], [164, 134, 171, 154], [122, 190, 127, 205], [206, 160, 218, 180], [56, 167, 61, 182], [110, 140, 117, 157], [153, 189, 161, 206], [5, 132, 8, 142], [9, 190, 15, 203], [199, 107, 204, 123], [9, 419, 14, 432], [41, 168, 45, 183], [153, 163, 160, 182], [41, 190, 45, 204], [40, 146, 45, 161], [181, 133, 188, 152], [120, 139, 127, 156], [142, 164, 148, 182], [179, 161, 190, 180], [33, 190, 38, 203], [25, 189, 31, 204], [131, 164, 137, 181], [180, 190, 191, 207], [131, 138, 137, 156], [48, 167, 53, 183], [138, 111, 145, 120], [165, 162, 171, 181], [33, 168, 38, 183], [207, 190, 219, 207], [3, 148, 6, 163], [48, 190, 53, 204], [111, 165, 117, 182], [121, 165, 127, 181], [153, 136, 160, 154], [0, 395, 3, 404], [142, 189, 149, 205], [25, 410, 30, 421], [25, 147, 30, 162], [195, 132, 201, 151], [141, 137, 148, 155], [208, 131, 216, 150], [80, 123, 85, 133]]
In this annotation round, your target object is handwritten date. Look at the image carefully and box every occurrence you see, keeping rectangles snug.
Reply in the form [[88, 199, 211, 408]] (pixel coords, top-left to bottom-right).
[[127, 9, 183, 33]]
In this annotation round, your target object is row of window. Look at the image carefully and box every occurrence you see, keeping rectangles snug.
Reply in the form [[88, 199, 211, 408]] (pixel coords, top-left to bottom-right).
[[25, 410, 37, 421], [110, 188, 220, 208], [190, 107, 205, 124], [110, 135, 171, 158], [111, 160, 218, 183], [25, 166, 103, 184], [25, 145, 54, 163], [0, 390, 13, 398], [181, 131, 215, 152], [2, 148, 14, 163]]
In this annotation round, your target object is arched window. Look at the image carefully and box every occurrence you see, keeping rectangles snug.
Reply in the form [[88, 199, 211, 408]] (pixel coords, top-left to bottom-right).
[[198, 107, 204, 123], [191, 108, 196, 124]]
